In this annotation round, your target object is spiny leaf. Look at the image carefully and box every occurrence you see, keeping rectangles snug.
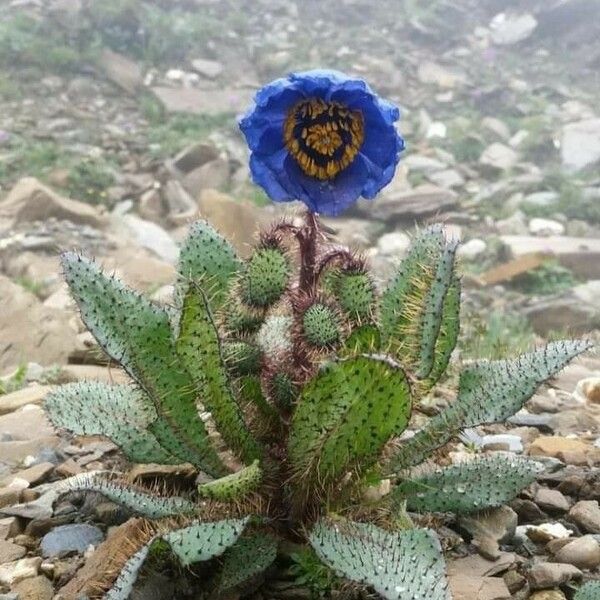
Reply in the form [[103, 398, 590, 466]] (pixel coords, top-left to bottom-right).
[[61, 472, 195, 519], [393, 455, 543, 515], [342, 324, 382, 356], [176, 285, 262, 463], [214, 531, 278, 594], [177, 219, 241, 309], [309, 519, 451, 600], [241, 246, 290, 308], [289, 355, 411, 492], [388, 339, 593, 471], [575, 581, 600, 600], [103, 541, 154, 600], [61, 252, 228, 476], [162, 517, 250, 566], [198, 460, 262, 501], [45, 382, 176, 465]]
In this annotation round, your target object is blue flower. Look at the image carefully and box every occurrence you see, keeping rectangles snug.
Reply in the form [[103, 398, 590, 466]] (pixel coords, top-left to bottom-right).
[[239, 69, 405, 216]]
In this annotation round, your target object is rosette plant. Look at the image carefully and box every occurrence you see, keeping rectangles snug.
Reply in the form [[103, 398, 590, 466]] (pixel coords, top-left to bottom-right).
[[44, 71, 592, 599]]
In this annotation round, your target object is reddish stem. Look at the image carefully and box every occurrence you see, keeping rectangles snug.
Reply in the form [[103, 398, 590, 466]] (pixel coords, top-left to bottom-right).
[[296, 211, 319, 295]]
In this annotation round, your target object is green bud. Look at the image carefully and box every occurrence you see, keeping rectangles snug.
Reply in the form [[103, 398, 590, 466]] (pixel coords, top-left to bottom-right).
[[242, 247, 290, 308], [222, 341, 262, 376], [302, 303, 340, 348], [334, 271, 374, 321]]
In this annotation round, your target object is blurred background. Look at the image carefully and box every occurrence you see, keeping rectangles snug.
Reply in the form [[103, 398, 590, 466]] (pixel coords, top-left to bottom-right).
[[0, 0, 599, 378]]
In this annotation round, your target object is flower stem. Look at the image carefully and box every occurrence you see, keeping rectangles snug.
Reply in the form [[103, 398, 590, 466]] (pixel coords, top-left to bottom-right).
[[297, 210, 319, 296]]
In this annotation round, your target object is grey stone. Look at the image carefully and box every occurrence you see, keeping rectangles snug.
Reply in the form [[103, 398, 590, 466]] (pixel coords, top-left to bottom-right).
[[479, 143, 518, 171], [528, 561, 581, 589], [40, 524, 103, 558], [118, 215, 179, 264], [490, 12, 537, 45], [151, 86, 253, 116], [553, 535, 600, 570], [190, 58, 223, 79], [570, 501, 600, 534], [534, 488, 570, 513], [561, 119, 600, 171], [366, 184, 458, 220]]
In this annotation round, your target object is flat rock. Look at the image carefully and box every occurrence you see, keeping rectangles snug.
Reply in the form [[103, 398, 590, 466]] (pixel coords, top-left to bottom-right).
[[0, 277, 80, 372], [98, 49, 142, 95], [449, 575, 511, 600], [0, 406, 54, 443], [529, 561, 581, 589], [40, 524, 103, 558], [529, 436, 592, 463], [190, 58, 223, 79], [0, 386, 52, 416], [553, 535, 600, 569], [366, 184, 458, 220], [500, 235, 600, 279], [117, 215, 179, 264], [1, 462, 54, 488], [151, 86, 253, 116], [534, 488, 571, 513], [0, 540, 25, 563], [570, 501, 600, 534], [11, 575, 54, 600], [561, 118, 600, 171], [490, 12, 537, 45], [529, 592, 567, 600], [0, 177, 106, 228], [479, 143, 518, 170], [0, 557, 41, 586]]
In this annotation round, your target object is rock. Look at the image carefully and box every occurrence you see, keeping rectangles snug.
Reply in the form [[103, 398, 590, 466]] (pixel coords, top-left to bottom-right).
[[481, 434, 523, 453], [0, 490, 57, 521], [118, 215, 179, 264], [529, 436, 591, 465], [196, 189, 271, 257], [529, 592, 567, 600], [458, 238, 487, 260], [190, 58, 223, 79], [0, 386, 52, 416], [529, 561, 581, 589], [0, 276, 79, 372], [496, 212, 528, 236], [553, 535, 600, 570], [98, 49, 142, 94], [0, 178, 105, 228], [428, 168, 465, 189], [58, 518, 144, 597], [169, 143, 219, 175], [0, 557, 41, 586], [0, 517, 21, 540], [570, 501, 600, 534], [479, 143, 518, 171], [1, 463, 54, 488], [11, 575, 54, 600], [489, 12, 537, 45], [0, 488, 20, 510], [376, 232, 411, 257], [417, 61, 465, 89], [40, 524, 103, 558], [402, 154, 447, 174], [523, 191, 559, 208], [0, 540, 25, 563], [534, 488, 571, 513], [524, 523, 573, 543], [151, 86, 253, 116], [529, 218, 565, 236], [183, 158, 230, 197], [163, 179, 197, 226], [448, 575, 511, 600], [457, 506, 518, 559], [100, 251, 175, 291], [481, 117, 511, 141], [522, 291, 600, 336], [138, 188, 164, 222], [574, 378, 600, 404], [367, 184, 458, 220], [319, 218, 383, 249], [500, 235, 600, 279], [561, 119, 600, 171]]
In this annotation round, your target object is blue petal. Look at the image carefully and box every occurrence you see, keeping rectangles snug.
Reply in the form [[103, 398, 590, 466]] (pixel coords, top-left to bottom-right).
[[249, 152, 295, 202]]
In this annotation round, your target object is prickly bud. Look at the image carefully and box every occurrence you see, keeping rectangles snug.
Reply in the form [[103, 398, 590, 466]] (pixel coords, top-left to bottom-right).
[[333, 269, 374, 321], [302, 303, 341, 348], [241, 247, 289, 308], [269, 371, 298, 410], [222, 341, 262, 376], [224, 298, 264, 335]]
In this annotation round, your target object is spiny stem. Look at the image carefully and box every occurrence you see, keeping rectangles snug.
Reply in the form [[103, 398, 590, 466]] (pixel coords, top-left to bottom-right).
[[297, 210, 320, 295]]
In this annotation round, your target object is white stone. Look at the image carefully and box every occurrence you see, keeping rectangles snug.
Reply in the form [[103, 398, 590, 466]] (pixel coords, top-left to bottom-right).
[[529, 218, 565, 236], [480, 143, 518, 170], [428, 168, 465, 189], [0, 557, 41, 586], [376, 232, 411, 257], [481, 434, 523, 453], [118, 214, 179, 264], [190, 58, 223, 79], [490, 12, 537, 45], [403, 155, 447, 174], [426, 121, 447, 139], [561, 119, 600, 171], [525, 522, 573, 541]]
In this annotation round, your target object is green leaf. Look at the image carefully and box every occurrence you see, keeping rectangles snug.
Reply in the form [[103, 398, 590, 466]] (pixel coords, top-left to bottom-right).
[[177, 219, 241, 308], [61, 252, 228, 476], [61, 472, 195, 519], [198, 459, 262, 501], [162, 517, 250, 566], [379, 226, 460, 383], [176, 285, 261, 463], [214, 532, 278, 593], [45, 382, 176, 465], [575, 581, 600, 600], [289, 355, 411, 489], [388, 339, 593, 471], [309, 519, 450, 600], [342, 324, 382, 356], [394, 455, 543, 514]]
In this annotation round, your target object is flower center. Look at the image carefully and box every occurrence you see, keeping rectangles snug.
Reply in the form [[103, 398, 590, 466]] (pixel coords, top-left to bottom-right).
[[283, 98, 364, 180]]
